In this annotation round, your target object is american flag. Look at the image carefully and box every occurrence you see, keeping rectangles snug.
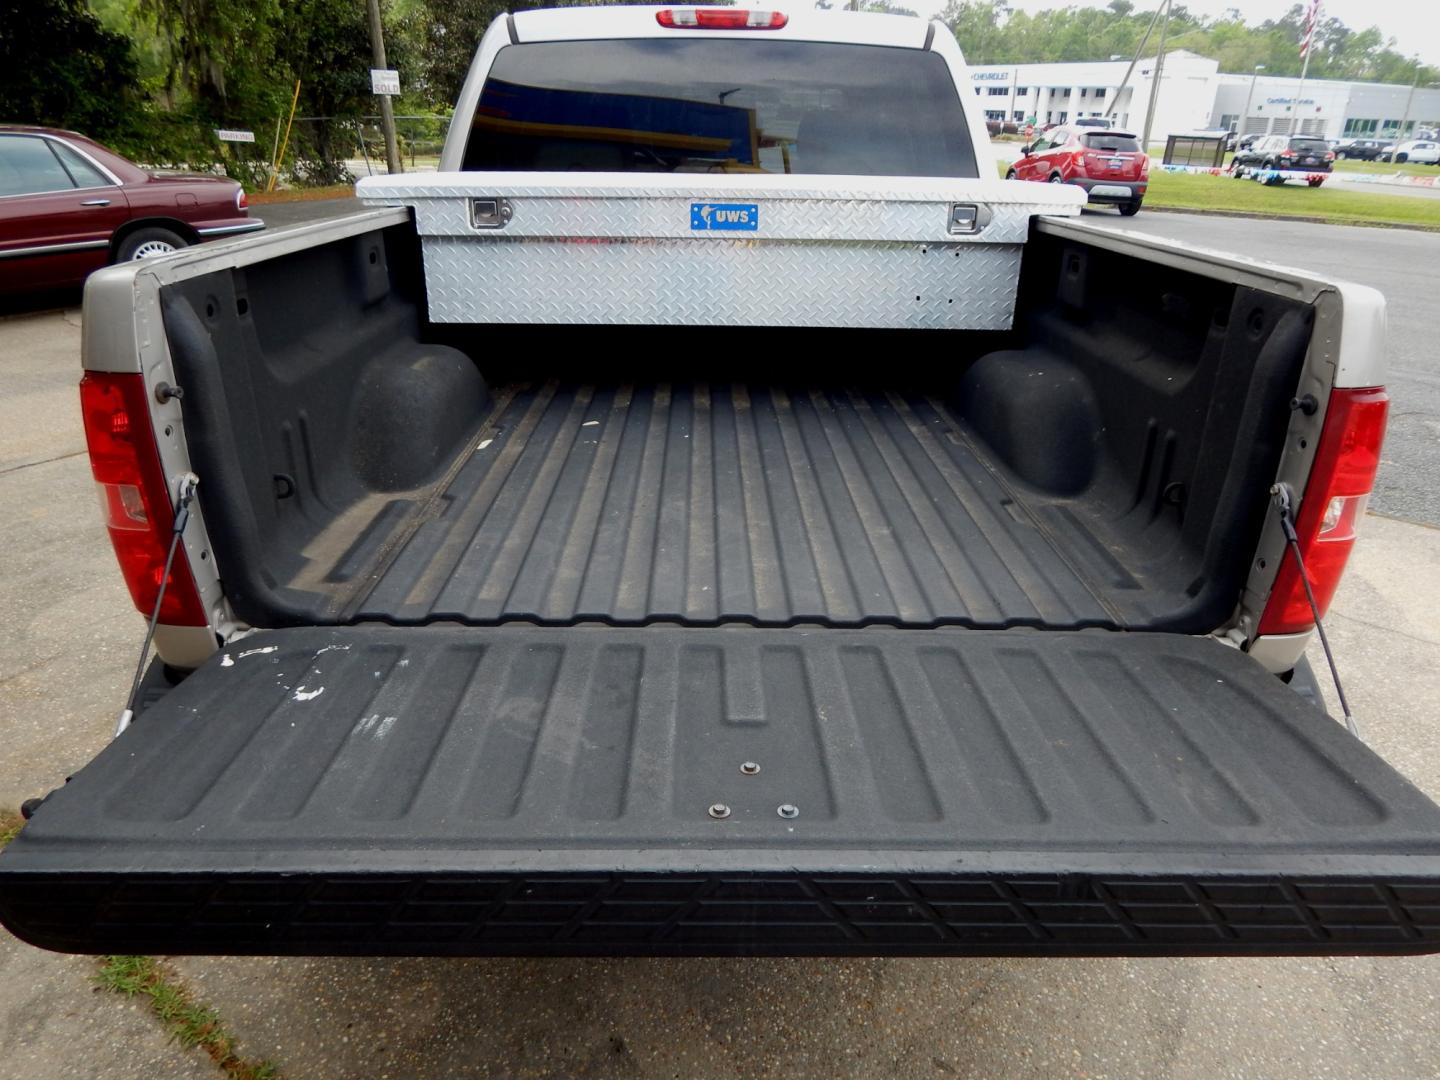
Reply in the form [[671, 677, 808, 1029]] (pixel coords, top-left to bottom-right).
[[1299, 0, 1322, 58]]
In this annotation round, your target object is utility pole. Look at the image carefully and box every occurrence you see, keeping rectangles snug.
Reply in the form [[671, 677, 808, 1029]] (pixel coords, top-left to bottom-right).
[[1103, 0, 1165, 124], [1391, 65, 1433, 150], [1240, 64, 1265, 136], [366, 0, 402, 174], [1140, 0, 1172, 150]]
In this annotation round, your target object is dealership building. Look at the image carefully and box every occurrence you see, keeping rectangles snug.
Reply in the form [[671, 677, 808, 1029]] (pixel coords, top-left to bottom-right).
[[967, 52, 1440, 142]]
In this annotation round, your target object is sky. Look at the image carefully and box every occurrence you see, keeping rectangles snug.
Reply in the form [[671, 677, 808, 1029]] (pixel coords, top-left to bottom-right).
[[799, 1, 1440, 65]]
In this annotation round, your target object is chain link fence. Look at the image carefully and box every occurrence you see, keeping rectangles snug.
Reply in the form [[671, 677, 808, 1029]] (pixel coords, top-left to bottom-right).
[[285, 115, 450, 185]]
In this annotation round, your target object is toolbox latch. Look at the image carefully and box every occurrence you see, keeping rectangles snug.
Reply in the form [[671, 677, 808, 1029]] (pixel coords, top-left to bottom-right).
[[470, 198, 513, 229]]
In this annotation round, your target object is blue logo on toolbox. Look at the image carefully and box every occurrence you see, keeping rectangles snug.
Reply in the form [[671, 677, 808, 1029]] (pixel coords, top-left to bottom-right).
[[691, 202, 758, 231]]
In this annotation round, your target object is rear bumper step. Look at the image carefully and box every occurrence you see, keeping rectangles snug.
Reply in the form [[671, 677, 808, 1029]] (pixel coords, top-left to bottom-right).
[[3, 625, 1438, 956], [5, 864, 1439, 957]]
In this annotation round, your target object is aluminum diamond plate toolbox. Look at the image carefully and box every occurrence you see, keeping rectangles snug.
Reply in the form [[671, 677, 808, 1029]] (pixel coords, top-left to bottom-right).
[[357, 172, 1083, 328]]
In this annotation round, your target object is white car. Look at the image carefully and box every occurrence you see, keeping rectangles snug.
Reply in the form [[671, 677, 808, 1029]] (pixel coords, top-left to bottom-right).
[[1380, 139, 1440, 165]]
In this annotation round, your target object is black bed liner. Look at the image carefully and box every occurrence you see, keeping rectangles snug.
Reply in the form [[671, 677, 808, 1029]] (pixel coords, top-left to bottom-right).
[[3, 625, 1438, 956], [347, 383, 1181, 628]]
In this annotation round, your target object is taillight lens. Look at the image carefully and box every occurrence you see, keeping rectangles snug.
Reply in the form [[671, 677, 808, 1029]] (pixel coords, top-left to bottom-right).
[[80, 372, 209, 627], [235, 186, 248, 211], [1258, 387, 1388, 636], [656, 8, 789, 28], [1324, 151, 1336, 161]]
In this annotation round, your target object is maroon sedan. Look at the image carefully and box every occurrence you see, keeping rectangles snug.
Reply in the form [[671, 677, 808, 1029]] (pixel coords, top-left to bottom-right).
[[0, 125, 263, 292]]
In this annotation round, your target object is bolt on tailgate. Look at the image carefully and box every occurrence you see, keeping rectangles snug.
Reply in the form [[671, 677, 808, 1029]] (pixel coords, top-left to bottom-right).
[[2, 625, 1438, 956]]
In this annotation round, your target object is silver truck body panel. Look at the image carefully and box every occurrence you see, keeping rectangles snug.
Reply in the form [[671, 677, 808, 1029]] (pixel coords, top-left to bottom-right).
[[357, 173, 1084, 329]]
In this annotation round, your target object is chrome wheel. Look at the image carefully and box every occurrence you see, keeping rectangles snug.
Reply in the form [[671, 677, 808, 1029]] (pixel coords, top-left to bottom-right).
[[129, 239, 178, 260]]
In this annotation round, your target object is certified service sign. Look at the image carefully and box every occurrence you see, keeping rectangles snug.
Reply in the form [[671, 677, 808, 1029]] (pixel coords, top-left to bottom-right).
[[690, 203, 759, 231]]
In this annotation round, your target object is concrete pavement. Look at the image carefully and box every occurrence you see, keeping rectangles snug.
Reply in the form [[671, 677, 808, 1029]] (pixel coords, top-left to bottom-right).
[[0, 310, 215, 1079]]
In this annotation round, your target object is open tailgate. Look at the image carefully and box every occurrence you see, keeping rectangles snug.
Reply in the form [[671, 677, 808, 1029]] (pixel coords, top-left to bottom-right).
[[2, 626, 1438, 957]]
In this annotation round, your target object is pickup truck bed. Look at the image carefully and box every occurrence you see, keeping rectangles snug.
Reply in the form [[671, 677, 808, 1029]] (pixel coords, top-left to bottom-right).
[[6, 624, 1439, 955], [154, 216, 1299, 637], [4, 195, 1430, 959], [358, 379, 1143, 628]]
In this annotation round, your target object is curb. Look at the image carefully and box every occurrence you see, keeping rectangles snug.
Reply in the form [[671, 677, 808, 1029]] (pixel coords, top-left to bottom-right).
[[1141, 204, 1440, 233]]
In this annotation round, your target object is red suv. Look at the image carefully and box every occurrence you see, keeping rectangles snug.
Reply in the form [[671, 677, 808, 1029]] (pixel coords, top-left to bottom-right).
[[0, 126, 263, 293], [1008, 126, 1149, 216]]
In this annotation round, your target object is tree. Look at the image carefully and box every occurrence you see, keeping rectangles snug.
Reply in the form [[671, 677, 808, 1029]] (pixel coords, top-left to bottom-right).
[[0, 0, 141, 135], [138, 0, 282, 112], [937, 0, 1438, 86], [863, 1, 921, 16], [939, 1, 1011, 65], [277, 0, 402, 182]]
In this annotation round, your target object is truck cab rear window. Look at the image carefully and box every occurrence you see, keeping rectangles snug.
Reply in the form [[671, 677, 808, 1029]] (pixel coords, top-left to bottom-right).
[[461, 39, 978, 177]]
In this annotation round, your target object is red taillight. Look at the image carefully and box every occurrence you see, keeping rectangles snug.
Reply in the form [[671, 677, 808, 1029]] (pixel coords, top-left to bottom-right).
[[1325, 151, 1336, 161], [235, 187, 248, 211], [80, 372, 209, 627], [656, 8, 789, 28], [1258, 387, 1388, 636]]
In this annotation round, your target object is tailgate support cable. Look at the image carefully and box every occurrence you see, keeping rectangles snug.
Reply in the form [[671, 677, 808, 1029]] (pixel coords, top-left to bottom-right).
[[116, 473, 199, 738], [1270, 482, 1358, 739]]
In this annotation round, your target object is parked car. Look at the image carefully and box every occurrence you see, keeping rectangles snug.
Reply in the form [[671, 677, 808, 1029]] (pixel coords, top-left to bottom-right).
[[1229, 134, 1334, 186], [1235, 132, 1262, 153], [1007, 125, 1148, 214], [1335, 137, 1389, 160], [1380, 140, 1440, 165], [0, 126, 263, 293]]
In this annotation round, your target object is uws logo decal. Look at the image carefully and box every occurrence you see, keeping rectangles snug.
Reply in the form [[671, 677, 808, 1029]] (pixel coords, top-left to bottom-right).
[[690, 202, 759, 231]]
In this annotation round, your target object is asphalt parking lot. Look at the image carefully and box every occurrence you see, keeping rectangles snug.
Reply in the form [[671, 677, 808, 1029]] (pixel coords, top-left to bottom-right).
[[1, 207, 1438, 1078]]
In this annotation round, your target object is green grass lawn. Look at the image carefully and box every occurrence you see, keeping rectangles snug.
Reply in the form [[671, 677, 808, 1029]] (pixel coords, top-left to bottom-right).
[[993, 155, 1440, 229]]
